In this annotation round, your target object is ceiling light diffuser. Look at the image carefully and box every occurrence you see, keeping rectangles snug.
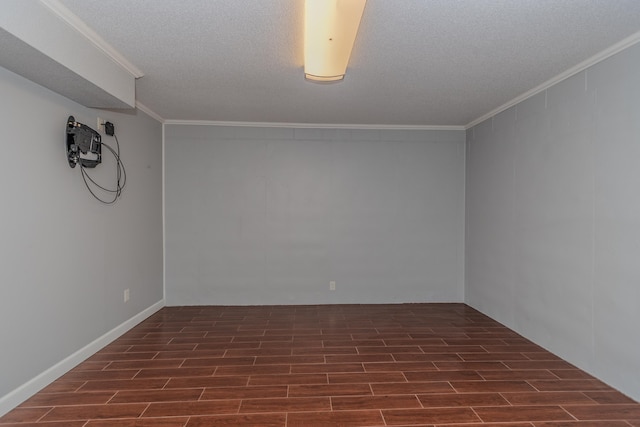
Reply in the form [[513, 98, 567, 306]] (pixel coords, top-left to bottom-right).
[[304, 0, 367, 82]]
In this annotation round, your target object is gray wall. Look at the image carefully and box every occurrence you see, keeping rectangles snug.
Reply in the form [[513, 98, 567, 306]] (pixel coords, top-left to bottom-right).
[[0, 67, 163, 401], [465, 43, 640, 400], [165, 125, 465, 305]]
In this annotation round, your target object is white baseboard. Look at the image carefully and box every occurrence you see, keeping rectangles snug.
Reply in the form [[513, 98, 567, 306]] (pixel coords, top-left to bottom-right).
[[0, 300, 165, 416]]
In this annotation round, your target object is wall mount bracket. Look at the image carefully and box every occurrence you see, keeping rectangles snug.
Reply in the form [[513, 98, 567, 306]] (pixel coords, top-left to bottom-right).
[[66, 115, 101, 168]]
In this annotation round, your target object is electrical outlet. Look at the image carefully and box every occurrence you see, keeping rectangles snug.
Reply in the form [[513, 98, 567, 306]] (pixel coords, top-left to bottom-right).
[[329, 281, 336, 291], [124, 289, 130, 302], [97, 117, 105, 132]]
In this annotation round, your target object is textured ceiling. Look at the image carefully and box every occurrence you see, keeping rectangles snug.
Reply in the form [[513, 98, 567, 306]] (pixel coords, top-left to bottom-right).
[[59, 0, 640, 127]]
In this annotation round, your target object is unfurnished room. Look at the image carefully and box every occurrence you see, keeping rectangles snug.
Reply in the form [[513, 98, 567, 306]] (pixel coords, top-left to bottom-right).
[[1, 0, 640, 425]]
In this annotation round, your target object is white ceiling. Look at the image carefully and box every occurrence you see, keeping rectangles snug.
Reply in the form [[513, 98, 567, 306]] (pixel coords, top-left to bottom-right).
[[59, 0, 640, 127]]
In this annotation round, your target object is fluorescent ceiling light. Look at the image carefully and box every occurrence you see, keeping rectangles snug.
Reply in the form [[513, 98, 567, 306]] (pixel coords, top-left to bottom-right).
[[304, 0, 367, 82]]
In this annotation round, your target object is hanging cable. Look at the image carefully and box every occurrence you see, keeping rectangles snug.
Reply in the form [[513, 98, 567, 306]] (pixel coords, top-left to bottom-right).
[[80, 135, 127, 204]]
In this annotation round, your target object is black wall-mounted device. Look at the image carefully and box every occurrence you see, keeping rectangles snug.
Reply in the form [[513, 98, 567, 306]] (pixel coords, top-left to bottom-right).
[[66, 115, 101, 168], [66, 115, 126, 204]]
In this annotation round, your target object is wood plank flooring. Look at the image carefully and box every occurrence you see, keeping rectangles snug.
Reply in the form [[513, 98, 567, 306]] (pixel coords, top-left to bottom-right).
[[2, 303, 639, 426]]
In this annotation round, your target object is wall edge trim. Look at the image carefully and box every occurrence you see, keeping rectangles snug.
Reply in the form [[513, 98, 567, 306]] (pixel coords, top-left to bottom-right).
[[39, 0, 144, 78], [465, 30, 640, 129], [0, 299, 165, 416], [163, 120, 465, 131]]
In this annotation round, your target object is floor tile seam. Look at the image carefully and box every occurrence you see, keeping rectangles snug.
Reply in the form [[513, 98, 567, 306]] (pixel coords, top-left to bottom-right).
[[100, 360, 115, 372], [525, 379, 542, 393], [138, 402, 152, 418], [238, 397, 331, 412], [557, 404, 586, 421], [161, 377, 172, 390], [547, 369, 566, 380], [69, 381, 90, 393], [468, 405, 483, 423], [497, 391, 515, 406], [195, 387, 207, 402], [415, 391, 425, 409], [103, 390, 120, 405], [561, 402, 640, 418]]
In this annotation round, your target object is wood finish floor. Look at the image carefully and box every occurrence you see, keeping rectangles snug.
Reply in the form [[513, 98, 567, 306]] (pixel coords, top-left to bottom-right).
[[2, 303, 639, 426]]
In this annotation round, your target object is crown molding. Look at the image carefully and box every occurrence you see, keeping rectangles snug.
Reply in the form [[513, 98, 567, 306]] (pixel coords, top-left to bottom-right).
[[39, 0, 144, 79], [163, 120, 465, 131], [136, 101, 164, 123], [465, 30, 640, 129]]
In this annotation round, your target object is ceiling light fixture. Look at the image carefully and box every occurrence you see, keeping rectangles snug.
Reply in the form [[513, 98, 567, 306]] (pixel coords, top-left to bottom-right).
[[304, 0, 367, 82]]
